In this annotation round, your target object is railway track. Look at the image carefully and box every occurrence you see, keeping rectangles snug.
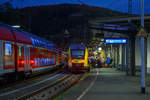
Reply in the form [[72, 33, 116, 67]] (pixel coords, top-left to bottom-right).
[[0, 72, 84, 100], [0, 68, 61, 89]]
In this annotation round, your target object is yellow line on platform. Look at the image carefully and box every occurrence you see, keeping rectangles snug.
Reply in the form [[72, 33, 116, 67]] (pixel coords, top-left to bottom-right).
[[76, 70, 98, 100]]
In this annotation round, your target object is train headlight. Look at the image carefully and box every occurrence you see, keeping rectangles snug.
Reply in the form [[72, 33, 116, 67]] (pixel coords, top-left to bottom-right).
[[81, 59, 84, 63]]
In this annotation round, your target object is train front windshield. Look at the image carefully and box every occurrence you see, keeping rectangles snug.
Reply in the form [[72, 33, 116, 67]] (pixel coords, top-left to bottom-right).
[[71, 50, 85, 59]]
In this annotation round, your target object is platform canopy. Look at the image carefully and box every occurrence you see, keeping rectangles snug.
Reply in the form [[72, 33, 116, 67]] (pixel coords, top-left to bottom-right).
[[88, 15, 150, 36]]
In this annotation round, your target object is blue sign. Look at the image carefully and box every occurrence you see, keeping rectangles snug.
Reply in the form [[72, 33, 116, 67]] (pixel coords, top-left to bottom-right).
[[105, 39, 127, 44]]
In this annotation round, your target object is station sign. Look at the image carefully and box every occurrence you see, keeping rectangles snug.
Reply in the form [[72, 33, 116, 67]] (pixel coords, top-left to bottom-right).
[[137, 27, 147, 37], [105, 38, 127, 44]]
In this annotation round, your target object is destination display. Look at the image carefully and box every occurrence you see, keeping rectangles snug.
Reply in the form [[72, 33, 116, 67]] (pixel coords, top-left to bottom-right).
[[105, 39, 127, 44]]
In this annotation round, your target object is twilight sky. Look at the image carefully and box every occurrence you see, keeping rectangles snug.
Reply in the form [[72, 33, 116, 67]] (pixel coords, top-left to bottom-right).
[[0, 0, 150, 14]]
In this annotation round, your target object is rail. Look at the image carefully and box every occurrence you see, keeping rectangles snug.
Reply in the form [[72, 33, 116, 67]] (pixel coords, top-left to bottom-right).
[[17, 74, 83, 100]]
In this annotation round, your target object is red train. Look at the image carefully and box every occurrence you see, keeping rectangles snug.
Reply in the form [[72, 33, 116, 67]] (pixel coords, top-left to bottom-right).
[[0, 22, 65, 80]]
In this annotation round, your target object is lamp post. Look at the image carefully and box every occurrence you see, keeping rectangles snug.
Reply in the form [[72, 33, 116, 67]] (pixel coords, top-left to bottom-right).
[[140, 0, 146, 94]]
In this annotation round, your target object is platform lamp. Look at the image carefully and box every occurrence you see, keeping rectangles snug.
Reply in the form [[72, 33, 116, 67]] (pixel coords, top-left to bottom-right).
[[12, 25, 20, 28], [98, 47, 102, 51]]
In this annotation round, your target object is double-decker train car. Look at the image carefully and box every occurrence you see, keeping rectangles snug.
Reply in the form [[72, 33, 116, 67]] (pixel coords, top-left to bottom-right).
[[0, 22, 65, 80], [67, 44, 90, 72]]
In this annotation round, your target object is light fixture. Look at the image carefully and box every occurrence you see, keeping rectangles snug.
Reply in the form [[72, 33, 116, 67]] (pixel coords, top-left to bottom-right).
[[101, 38, 104, 41], [98, 47, 102, 51], [12, 25, 20, 28]]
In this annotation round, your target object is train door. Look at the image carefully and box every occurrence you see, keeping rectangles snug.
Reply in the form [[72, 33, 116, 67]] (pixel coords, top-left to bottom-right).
[[24, 45, 31, 73], [17, 45, 24, 72]]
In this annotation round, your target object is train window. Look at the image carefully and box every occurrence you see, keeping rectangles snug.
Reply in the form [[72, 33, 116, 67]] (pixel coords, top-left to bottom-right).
[[37, 40, 39, 47], [5, 43, 12, 56], [49, 58, 51, 64], [37, 58, 40, 66], [42, 58, 44, 65], [46, 58, 48, 65], [48, 58, 50, 65], [44, 58, 46, 65], [51, 58, 55, 64], [40, 58, 43, 65], [18, 46, 22, 56], [36, 40, 38, 46], [71, 50, 85, 58], [34, 40, 37, 46], [34, 58, 37, 66], [43, 58, 45, 65], [31, 38, 35, 46]]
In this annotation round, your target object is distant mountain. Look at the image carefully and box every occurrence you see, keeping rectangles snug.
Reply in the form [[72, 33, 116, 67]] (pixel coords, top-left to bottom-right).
[[0, 4, 126, 45], [20, 4, 125, 44], [1, 0, 150, 14]]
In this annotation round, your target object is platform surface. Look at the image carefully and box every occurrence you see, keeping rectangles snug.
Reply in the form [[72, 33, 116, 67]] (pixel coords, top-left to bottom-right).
[[58, 68, 150, 100]]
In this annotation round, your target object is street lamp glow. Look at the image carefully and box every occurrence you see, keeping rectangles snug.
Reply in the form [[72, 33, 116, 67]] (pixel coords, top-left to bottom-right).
[[101, 38, 104, 41], [12, 25, 20, 28], [98, 47, 102, 51]]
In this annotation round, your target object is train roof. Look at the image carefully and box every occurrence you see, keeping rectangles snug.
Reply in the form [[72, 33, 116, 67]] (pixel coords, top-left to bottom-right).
[[19, 30, 55, 50], [0, 24, 15, 42], [0, 22, 55, 50], [70, 44, 86, 50], [0, 22, 32, 45]]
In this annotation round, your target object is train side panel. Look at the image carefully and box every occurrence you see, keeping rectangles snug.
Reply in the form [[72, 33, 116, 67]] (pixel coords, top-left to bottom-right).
[[0, 23, 64, 79], [30, 48, 57, 74]]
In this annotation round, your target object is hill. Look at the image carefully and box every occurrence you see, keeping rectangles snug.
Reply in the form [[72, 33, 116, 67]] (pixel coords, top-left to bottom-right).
[[0, 4, 126, 45]]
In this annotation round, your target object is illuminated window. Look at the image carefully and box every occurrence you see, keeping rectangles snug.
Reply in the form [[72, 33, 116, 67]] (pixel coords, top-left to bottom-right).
[[42, 58, 44, 65], [40, 58, 43, 65], [46, 58, 49, 65], [5, 43, 12, 56], [45, 58, 46, 65], [31, 38, 35, 45], [34, 58, 37, 66], [48, 58, 50, 64], [18, 46, 22, 56], [35, 40, 37, 46], [37, 58, 40, 66], [37, 40, 39, 47]]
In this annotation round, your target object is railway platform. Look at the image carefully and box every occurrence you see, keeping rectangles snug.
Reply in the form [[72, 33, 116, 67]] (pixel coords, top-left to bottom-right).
[[56, 68, 150, 100]]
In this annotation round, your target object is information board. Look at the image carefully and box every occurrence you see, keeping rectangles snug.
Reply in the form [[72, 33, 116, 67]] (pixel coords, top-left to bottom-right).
[[105, 39, 127, 44]]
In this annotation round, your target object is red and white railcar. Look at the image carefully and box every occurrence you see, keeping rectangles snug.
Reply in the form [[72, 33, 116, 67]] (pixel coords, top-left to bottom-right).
[[0, 22, 64, 79]]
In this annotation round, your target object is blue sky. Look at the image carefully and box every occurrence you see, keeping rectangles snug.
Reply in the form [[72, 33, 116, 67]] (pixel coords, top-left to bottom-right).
[[0, 0, 150, 14]]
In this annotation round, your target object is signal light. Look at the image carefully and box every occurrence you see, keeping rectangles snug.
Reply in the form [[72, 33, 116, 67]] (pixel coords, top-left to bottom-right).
[[64, 34, 69, 38], [71, 59, 74, 63], [64, 30, 69, 38], [18, 61, 20, 64], [18, 60, 25, 64], [21, 61, 25, 64]]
